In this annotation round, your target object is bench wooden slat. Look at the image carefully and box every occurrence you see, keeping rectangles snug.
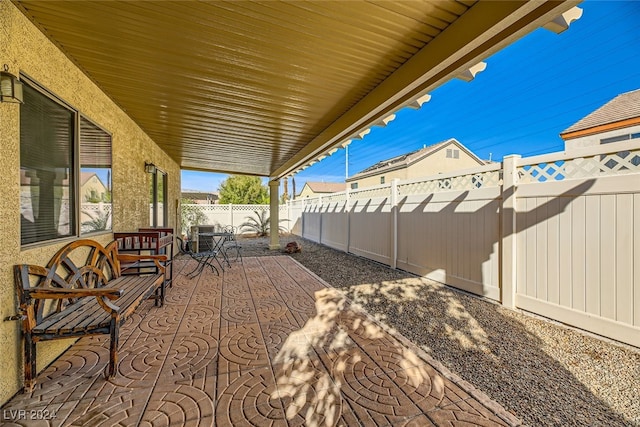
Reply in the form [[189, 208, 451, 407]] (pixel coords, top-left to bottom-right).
[[35, 298, 110, 335]]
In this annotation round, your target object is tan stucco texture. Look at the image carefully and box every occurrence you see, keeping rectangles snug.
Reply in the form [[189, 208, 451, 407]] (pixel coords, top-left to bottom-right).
[[0, 1, 180, 404]]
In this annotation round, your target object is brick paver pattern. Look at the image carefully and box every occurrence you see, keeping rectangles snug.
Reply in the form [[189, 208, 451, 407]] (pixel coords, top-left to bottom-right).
[[2, 257, 520, 426]]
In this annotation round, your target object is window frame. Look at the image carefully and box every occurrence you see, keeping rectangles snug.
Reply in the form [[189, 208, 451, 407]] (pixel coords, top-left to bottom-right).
[[150, 167, 168, 228], [79, 114, 113, 237], [19, 74, 113, 248]]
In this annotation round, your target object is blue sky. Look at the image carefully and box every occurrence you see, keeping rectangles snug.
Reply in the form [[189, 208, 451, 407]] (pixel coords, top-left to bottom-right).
[[182, 0, 640, 193]]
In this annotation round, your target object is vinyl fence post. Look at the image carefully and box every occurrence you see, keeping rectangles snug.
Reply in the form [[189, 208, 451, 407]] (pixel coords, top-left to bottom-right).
[[318, 196, 323, 244], [391, 179, 399, 269], [345, 188, 351, 254], [501, 154, 521, 309]]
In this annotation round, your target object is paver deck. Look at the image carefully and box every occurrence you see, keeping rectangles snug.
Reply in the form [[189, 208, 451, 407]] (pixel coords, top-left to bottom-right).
[[2, 256, 521, 426]]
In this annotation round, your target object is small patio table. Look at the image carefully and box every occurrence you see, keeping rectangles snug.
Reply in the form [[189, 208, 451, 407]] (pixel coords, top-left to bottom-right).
[[178, 236, 225, 278], [198, 231, 233, 268]]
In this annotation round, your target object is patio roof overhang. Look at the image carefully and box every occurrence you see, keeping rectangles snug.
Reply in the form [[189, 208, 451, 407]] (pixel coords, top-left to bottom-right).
[[14, 0, 581, 180]]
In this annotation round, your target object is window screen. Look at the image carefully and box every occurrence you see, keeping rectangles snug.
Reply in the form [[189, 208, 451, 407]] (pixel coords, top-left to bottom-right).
[[20, 83, 75, 245]]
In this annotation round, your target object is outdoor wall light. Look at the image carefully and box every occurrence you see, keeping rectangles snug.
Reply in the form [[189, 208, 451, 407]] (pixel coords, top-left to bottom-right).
[[145, 162, 156, 173], [0, 64, 23, 104]]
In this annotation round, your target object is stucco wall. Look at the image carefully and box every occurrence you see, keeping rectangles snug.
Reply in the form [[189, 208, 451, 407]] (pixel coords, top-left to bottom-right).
[[0, 1, 180, 404], [353, 168, 407, 189], [564, 124, 640, 151], [348, 142, 484, 188], [298, 185, 317, 198], [405, 145, 482, 179]]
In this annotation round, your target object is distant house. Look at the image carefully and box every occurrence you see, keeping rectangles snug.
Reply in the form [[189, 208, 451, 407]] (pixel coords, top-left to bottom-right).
[[297, 182, 346, 199], [80, 172, 109, 202], [181, 190, 219, 204], [560, 88, 640, 151], [346, 138, 486, 189], [20, 170, 109, 203]]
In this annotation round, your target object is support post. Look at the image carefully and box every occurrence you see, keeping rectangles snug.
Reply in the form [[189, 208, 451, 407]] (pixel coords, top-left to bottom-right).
[[501, 155, 521, 309], [269, 179, 280, 250]]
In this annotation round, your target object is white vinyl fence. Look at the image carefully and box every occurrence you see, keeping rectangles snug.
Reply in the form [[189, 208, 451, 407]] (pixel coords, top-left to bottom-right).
[[180, 203, 291, 236], [287, 139, 640, 348]]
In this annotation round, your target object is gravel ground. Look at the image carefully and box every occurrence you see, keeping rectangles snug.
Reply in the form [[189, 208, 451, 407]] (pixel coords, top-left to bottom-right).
[[238, 235, 640, 427]]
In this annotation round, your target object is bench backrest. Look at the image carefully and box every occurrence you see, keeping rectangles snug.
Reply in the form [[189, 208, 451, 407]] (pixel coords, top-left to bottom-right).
[[14, 239, 121, 322]]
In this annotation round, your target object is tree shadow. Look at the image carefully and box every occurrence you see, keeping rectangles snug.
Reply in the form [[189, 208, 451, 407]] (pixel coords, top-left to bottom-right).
[[331, 275, 639, 426], [287, 178, 640, 427], [270, 286, 520, 426]]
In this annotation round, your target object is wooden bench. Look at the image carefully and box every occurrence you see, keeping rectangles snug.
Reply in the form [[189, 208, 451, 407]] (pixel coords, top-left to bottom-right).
[[13, 239, 167, 392], [114, 228, 174, 289]]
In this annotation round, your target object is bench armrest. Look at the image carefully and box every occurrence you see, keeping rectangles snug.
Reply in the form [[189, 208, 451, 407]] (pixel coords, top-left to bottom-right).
[[26, 287, 123, 301], [116, 254, 167, 274]]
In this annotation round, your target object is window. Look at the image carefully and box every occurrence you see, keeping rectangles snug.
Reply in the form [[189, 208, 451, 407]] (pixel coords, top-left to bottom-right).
[[601, 134, 631, 144], [380, 176, 385, 184], [20, 78, 112, 245], [350, 182, 358, 189], [149, 168, 167, 227], [601, 132, 640, 144], [80, 116, 112, 234], [446, 148, 460, 159], [20, 82, 75, 245]]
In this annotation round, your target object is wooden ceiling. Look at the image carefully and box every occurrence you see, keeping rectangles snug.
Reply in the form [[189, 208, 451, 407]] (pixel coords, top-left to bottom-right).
[[15, 0, 579, 178]]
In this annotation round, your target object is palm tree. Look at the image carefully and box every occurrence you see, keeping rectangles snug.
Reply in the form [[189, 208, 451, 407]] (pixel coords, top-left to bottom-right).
[[240, 210, 287, 237], [81, 209, 111, 233]]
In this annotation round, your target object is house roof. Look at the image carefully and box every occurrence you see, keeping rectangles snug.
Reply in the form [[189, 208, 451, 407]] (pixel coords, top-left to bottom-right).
[[80, 172, 100, 186], [301, 182, 347, 194], [181, 191, 218, 200], [14, 1, 580, 179], [561, 88, 640, 138], [347, 138, 483, 181]]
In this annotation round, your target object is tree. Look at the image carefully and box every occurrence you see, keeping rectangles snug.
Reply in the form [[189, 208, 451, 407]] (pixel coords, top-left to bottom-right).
[[218, 175, 269, 204], [180, 198, 207, 237]]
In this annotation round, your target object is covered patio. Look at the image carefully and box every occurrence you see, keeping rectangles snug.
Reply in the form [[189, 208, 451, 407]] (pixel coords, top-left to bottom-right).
[[1, 0, 592, 417], [2, 255, 518, 426]]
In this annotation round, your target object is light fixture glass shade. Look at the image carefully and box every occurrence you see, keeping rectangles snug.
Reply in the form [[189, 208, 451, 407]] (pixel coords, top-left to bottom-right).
[[145, 162, 156, 173], [0, 69, 23, 103]]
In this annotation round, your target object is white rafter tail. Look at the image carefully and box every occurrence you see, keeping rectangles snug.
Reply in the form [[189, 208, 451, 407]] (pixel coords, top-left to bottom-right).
[[355, 128, 371, 140], [327, 148, 339, 155], [374, 113, 396, 127], [341, 139, 352, 148], [406, 93, 431, 110], [456, 62, 487, 82], [542, 6, 583, 34], [317, 155, 327, 161]]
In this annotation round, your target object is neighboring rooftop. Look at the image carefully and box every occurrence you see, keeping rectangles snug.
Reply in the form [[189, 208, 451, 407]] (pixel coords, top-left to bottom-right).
[[561, 88, 640, 136], [302, 182, 347, 194], [181, 190, 219, 200]]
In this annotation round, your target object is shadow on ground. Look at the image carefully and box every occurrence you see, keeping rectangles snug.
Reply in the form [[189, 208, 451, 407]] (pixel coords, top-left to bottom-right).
[[242, 235, 640, 427]]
